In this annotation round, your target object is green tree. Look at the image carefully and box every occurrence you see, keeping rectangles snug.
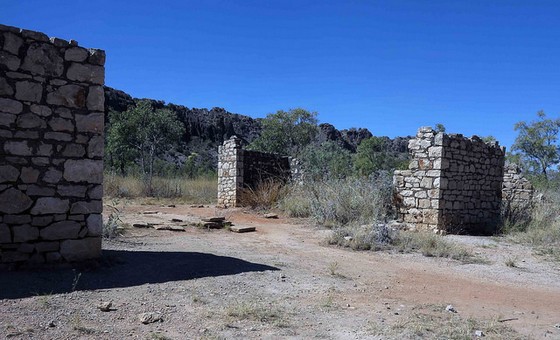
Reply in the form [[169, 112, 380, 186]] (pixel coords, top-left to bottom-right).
[[435, 123, 446, 133], [300, 141, 353, 180], [354, 137, 406, 176], [250, 108, 318, 156], [511, 110, 560, 178], [107, 100, 183, 194]]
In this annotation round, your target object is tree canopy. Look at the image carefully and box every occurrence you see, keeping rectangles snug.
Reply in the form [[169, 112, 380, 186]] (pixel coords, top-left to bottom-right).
[[250, 108, 318, 156], [106, 100, 183, 193], [511, 110, 560, 178]]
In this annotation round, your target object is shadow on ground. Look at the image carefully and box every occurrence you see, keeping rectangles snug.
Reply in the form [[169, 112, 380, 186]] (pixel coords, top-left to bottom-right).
[[0, 250, 278, 299]]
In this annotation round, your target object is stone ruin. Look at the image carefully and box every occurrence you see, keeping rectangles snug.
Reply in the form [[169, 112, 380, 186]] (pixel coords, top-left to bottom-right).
[[217, 136, 301, 208], [394, 127, 533, 234], [0, 25, 105, 267]]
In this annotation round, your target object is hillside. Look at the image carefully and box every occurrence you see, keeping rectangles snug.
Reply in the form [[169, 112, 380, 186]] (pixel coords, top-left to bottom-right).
[[103, 86, 411, 171]]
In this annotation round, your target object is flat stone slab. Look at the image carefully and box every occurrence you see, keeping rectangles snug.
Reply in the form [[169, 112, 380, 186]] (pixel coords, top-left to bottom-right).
[[264, 213, 278, 219], [201, 216, 225, 222], [154, 225, 185, 232], [229, 226, 256, 233]]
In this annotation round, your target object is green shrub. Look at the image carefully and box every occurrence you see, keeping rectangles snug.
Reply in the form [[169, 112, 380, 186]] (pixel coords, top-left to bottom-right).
[[280, 173, 394, 226]]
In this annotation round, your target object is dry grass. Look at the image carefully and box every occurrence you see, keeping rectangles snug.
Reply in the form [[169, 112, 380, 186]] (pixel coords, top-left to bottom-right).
[[239, 180, 286, 210], [506, 190, 560, 261], [280, 174, 393, 226], [380, 304, 523, 339], [104, 173, 217, 203], [329, 225, 482, 263]]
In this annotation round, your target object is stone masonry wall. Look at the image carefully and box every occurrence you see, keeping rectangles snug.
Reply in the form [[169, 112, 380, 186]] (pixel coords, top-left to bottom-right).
[[0, 25, 105, 266], [217, 136, 294, 208], [502, 163, 534, 203], [394, 127, 506, 234]]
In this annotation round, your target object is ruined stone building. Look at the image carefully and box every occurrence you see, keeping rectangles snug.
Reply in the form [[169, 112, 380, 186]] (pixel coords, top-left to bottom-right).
[[0, 25, 105, 267], [217, 136, 300, 208], [394, 127, 533, 234]]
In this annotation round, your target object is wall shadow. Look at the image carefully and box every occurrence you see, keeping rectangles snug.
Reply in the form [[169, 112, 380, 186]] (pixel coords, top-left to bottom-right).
[[0, 250, 278, 299]]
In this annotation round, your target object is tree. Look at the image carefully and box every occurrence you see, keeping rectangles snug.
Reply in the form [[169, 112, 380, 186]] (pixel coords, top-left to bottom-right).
[[300, 141, 353, 180], [511, 110, 560, 178], [107, 100, 183, 194], [354, 137, 406, 176], [434, 123, 446, 133], [250, 108, 318, 156]]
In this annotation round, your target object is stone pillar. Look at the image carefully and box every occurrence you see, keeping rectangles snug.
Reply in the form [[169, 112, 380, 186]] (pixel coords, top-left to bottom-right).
[[0, 24, 105, 266], [217, 136, 243, 208]]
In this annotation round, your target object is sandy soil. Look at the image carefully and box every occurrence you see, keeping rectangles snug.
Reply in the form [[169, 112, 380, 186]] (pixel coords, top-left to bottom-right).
[[1, 201, 559, 339]]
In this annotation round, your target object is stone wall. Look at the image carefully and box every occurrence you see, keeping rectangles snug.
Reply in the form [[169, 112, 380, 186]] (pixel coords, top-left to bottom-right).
[[217, 136, 294, 208], [0, 25, 105, 266], [394, 127, 506, 234], [502, 163, 534, 203]]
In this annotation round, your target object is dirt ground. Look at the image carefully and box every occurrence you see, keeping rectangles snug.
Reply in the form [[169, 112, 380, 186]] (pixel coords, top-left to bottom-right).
[[1, 201, 560, 339]]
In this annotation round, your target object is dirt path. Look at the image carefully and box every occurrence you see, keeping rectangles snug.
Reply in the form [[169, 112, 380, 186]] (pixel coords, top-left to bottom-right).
[[1, 202, 559, 339]]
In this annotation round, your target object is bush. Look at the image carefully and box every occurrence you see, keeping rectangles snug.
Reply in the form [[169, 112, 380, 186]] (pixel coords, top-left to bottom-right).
[[279, 172, 394, 226], [508, 190, 560, 260], [239, 180, 286, 210]]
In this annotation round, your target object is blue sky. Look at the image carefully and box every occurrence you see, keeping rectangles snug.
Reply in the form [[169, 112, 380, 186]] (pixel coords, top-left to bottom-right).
[[3, 1, 559, 149]]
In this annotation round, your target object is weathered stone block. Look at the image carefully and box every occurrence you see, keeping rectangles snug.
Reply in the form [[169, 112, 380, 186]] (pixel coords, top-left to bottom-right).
[[70, 200, 102, 214], [0, 51, 21, 71], [40, 221, 81, 240], [75, 112, 103, 133], [48, 117, 74, 132], [64, 159, 103, 183], [86, 214, 102, 236], [0, 224, 11, 243], [88, 49, 106, 65], [62, 143, 85, 157], [21, 42, 64, 76], [67, 63, 104, 84], [0, 98, 23, 114], [0, 188, 33, 214], [32, 216, 53, 227], [87, 86, 105, 111], [13, 224, 39, 242], [30, 197, 69, 215], [85, 136, 103, 159], [15, 81, 43, 102], [43, 169, 62, 183], [88, 185, 103, 199], [46, 84, 86, 108], [0, 112, 16, 127], [35, 241, 59, 252], [44, 132, 72, 141], [64, 47, 88, 62], [17, 113, 46, 129], [3, 32, 23, 55], [60, 237, 101, 261], [0, 77, 14, 96], [57, 185, 87, 197], [0, 165, 19, 183], [30, 104, 52, 117]]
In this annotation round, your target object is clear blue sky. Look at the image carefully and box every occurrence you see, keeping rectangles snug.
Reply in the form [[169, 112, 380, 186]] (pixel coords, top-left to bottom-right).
[[3, 1, 560, 149]]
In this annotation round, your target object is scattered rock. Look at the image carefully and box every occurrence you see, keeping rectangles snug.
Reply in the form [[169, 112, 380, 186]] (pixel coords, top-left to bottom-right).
[[190, 204, 204, 208], [264, 213, 278, 219], [445, 305, 457, 313], [48, 320, 56, 328], [475, 330, 485, 337], [201, 221, 223, 229], [554, 323, 560, 329], [171, 218, 183, 222], [229, 225, 256, 233], [133, 223, 156, 228], [154, 225, 185, 232], [139, 312, 162, 324], [201, 216, 226, 223], [142, 211, 159, 215], [96, 301, 112, 312], [344, 236, 353, 241]]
